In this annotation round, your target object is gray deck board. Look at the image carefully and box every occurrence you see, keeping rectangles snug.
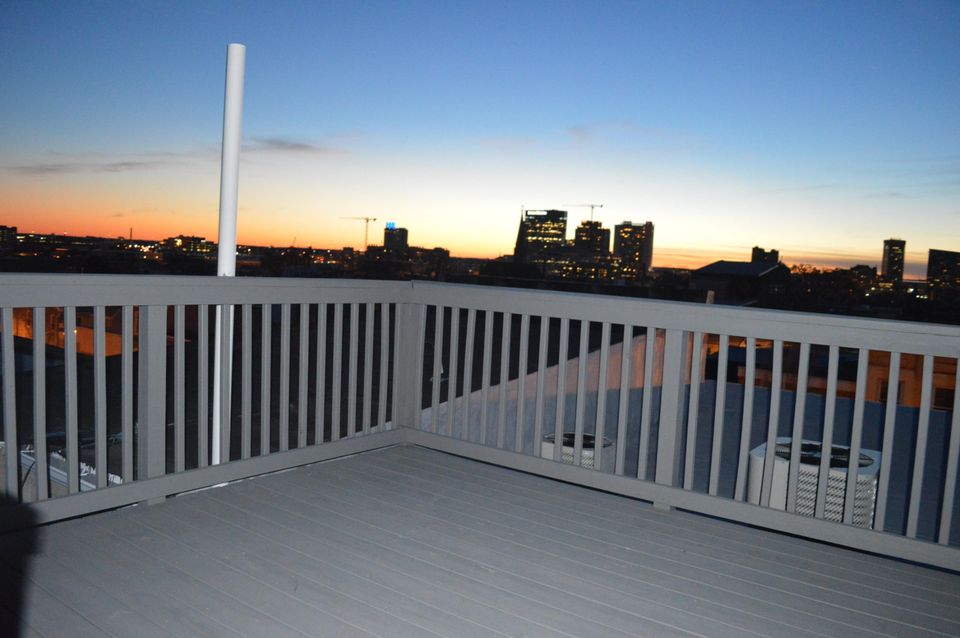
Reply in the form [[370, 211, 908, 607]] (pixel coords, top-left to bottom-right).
[[4, 444, 960, 637], [341, 450, 960, 637]]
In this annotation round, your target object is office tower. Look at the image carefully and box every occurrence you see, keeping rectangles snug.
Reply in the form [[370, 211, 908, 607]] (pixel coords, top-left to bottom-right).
[[751, 246, 779, 265], [573, 220, 611, 254], [927, 248, 960, 297], [881, 239, 906, 283], [514, 209, 567, 262], [384, 222, 409, 253], [613, 221, 654, 278]]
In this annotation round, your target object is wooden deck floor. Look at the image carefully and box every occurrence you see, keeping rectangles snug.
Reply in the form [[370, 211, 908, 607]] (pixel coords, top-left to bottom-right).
[[3, 444, 960, 637]]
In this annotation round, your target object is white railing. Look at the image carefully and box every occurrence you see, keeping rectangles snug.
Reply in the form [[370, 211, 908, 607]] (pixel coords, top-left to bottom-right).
[[403, 282, 960, 571], [1, 274, 958, 570]]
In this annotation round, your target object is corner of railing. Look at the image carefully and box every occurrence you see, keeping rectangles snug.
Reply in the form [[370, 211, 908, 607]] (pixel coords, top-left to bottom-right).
[[136, 305, 167, 504]]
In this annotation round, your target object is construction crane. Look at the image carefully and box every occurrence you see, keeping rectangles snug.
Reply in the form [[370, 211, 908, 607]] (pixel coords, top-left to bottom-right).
[[340, 216, 378, 250], [564, 203, 604, 222]]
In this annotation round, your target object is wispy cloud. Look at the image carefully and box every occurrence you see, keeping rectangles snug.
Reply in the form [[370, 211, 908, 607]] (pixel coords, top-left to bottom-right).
[[567, 124, 594, 142], [245, 137, 341, 155], [863, 191, 907, 199], [3, 157, 184, 176]]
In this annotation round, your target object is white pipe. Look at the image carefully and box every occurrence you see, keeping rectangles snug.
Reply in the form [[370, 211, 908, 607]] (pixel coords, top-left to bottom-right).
[[212, 43, 246, 465]]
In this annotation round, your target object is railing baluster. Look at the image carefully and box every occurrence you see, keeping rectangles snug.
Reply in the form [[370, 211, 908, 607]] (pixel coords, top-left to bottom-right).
[[683, 331, 704, 489], [938, 361, 960, 544], [241, 304, 252, 459], [298, 303, 309, 447], [121, 306, 133, 480], [787, 342, 810, 513], [377, 303, 388, 430], [842, 348, 870, 525], [460, 309, 476, 441], [413, 304, 427, 430], [573, 319, 589, 465], [874, 351, 901, 529], [480, 311, 494, 445], [391, 304, 400, 429], [430, 306, 443, 434], [174, 304, 186, 473], [1, 308, 15, 499], [594, 322, 611, 471], [260, 304, 272, 454], [217, 305, 232, 463], [759, 339, 783, 507], [553, 317, 570, 462], [533, 316, 549, 458], [363, 302, 374, 435], [515, 314, 530, 453], [906, 355, 935, 538], [446, 308, 460, 437], [315, 304, 327, 443], [64, 307, 79, 494], [638, 326, 656, 480], [708, 334, 729, 496], [279, 303, 291, 451], [332, 304, 343, 441], [347, 303, 359, 437], [497, 312, 511, 449], [733, 337, 756, 501], [93, 306, 107, 489], [198, 305, 209, 467], [615, 324, 633, 476], [814, 345, 840, 519], [21, 311, 43, 497], [655, 329, 688, 496]]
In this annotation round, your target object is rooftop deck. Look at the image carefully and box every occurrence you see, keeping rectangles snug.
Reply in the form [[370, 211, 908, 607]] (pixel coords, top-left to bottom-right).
[[4, 444, 959, 638]]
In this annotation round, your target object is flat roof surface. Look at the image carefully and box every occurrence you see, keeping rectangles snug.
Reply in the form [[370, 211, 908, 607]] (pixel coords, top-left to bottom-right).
[[3, 444, 960, 637]]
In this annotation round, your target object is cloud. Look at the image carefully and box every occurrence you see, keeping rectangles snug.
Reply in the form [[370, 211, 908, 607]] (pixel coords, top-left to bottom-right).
[[567, 124, 594, 142], [245, 137, 341, 155], [3, 158, 181, 175]]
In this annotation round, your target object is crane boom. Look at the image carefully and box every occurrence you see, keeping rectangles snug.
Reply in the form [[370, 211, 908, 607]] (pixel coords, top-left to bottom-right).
[[340, 216, 378, 250]]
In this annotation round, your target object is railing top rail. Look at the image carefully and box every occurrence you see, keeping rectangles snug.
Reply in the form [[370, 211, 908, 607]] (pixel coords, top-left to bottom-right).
[[0, 274, 412, 307], [1, 274, 957, 355], [409, 281, 960, 355]]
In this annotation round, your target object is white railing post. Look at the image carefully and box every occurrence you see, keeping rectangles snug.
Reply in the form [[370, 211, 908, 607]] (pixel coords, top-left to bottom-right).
[[137, 305, 167, 504], [393, 301, 426, 429], [654, 328, 688, 510]]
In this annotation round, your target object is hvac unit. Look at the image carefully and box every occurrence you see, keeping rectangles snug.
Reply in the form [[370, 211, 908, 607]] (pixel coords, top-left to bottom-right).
[[541, 432, 616, 473], [747, 437, 881, 528]]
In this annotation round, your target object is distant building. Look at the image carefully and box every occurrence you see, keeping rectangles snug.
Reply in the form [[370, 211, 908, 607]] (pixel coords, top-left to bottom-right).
[[573, 220, 610, 255], [514, 209, 567, 263], [751, 246, 779, 265], [161, 235, 214, 254], [383, 222, 409, 254], [881, 238, 906, 283], [927, 248, 960, 298], [613, 221, 654, 279], [0, 225, 17, 245], [691, 260, 790, 305]]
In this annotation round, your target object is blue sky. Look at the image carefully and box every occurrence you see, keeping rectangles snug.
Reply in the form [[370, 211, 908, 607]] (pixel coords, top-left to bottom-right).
[[1, 1, 958, 273]]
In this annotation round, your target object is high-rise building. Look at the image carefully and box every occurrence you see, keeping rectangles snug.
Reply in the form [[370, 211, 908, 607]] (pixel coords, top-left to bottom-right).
[[514, 209, 567, 262], [751, 246, 779, 265], [384, 222, 409, 254], [573, 220, 610, 255], [881, 239, 906, 283], [613, 221, 654, 279], [927, 248, 960, 298]]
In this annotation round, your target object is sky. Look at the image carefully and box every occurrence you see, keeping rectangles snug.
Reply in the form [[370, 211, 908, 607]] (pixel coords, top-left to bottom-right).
[[1, 1, 958, 276]]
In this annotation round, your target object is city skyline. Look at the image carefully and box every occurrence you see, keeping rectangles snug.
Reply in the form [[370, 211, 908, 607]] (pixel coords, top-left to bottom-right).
[[1, 2, 958, 277]]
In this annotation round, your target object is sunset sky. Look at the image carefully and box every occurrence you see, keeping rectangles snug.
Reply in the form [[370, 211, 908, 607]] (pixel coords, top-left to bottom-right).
[[1, 1, 958, 276]]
